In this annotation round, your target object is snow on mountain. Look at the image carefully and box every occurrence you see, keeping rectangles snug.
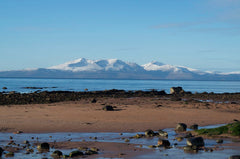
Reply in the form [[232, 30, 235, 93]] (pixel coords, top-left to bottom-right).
[[142, 61, 205, 74], [49, 58, 143, 72]]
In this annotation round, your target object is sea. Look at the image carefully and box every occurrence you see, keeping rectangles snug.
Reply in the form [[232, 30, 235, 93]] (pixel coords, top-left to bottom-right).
[[0, 78, 240, 94]]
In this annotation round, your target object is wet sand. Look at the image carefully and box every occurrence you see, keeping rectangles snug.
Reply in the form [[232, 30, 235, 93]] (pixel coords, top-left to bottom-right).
[[0, 97, 239, 133]]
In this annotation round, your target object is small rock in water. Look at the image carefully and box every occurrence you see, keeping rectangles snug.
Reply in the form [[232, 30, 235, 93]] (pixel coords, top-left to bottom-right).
[[175, 123, 187, 132], [187, 137, 204, 147], [2, 87, 7, 90], [158, 129, 168, 137], [145, 129, 155, 137], [51, 150, 63, 158], [175, 136, 184, 142], [189, 124, 198, 130], [216, 139, 223, 143], [69, 150, 84, 157], [37, 142, 50, 151], [5, 152, 14, 157], [157, 139, 170, 148], [0, 147, 3, 157], [229, 155, 240, 159]]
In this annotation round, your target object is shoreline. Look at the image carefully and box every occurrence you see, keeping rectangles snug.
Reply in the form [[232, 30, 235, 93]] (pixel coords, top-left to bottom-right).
[[0, 95, 239, 133]]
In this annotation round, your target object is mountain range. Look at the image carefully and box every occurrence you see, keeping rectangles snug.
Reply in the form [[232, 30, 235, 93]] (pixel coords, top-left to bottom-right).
[[0, 58, 240, 80]]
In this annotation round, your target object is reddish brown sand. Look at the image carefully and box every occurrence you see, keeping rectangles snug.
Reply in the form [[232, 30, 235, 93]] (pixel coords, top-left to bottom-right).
[[0, 97, 239, 133]]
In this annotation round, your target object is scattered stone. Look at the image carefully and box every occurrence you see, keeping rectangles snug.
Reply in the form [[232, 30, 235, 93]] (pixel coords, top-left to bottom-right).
[[175, 123, 187, 132], [23, 140, 29, 144], [5, 152, 14, 157], [157, 139, 170, 148], [0, 147, 3, 157], [229, 155, 240, 159], [102, 105, 114, 111], [91, 98, 97, 103], [124, 139, 130, 142], [14, 130, 23, 134], [184, 132, 193, 138], [183, 146, 198, 153], [69, 150, 84, 157], [85, 150, 98, 155], [2, 87, 7, 90], [189, 124, 198, 130], [175, 137, 184, 142], [170, 87, 184, 94], [187, 137, 204, 147], [158, 130, 168, 137], [26, 148, 34, 153], [216, 139, 223, 144], [51, 150, 63, 158], [90, 147, 99, 152], [145, 129, 155, 137], [148, 145, 157, 148], [37, 142, 50, 151], [78, 147, 88, 151]]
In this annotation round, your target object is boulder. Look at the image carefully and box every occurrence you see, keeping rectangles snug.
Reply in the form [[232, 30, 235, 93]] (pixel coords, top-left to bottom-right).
[[189, 124, 198, 130], [37, 142, 50, 151], [69, 150, 84, 157], [229, 155, 240, 159], [157, 139, 170, 148], [102, 105, 114, 111], [187, 137, 204, 147], [158, 130, 168, 137], [145, 129, 155, 137], [85, 150, 98, 155], [170, 87, 184, 94], [216, 139, 223, 144], [51, 150, 63, 158], [0, 147, 3, 157], [175, 123, 187, 132]]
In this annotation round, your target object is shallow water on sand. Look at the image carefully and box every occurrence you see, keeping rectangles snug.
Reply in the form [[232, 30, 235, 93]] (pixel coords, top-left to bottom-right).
[[0, 124, 239, 159]]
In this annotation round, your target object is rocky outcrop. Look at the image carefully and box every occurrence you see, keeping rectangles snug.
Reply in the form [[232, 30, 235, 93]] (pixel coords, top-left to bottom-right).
[[187, 137, 205, 147], [157, 139, 170, 148], [170, 87, 184, 94]]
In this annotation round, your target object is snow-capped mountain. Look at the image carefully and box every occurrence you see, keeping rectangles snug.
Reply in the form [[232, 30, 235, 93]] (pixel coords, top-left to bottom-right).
[[0, 58, 239, 80], [142, 61, 206, 75], [49, 58, 144, 72]]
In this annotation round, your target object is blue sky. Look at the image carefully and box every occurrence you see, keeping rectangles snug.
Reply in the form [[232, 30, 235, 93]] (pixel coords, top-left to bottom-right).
[[0, 0, 240, 72]]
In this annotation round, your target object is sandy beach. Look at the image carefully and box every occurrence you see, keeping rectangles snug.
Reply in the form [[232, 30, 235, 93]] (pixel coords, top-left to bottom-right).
[[1, 97, 239, 133]]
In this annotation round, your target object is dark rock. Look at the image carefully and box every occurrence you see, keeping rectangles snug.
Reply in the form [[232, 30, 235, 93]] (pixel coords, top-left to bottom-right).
[[69, 150, 84, 157], [51, 150, 63, 158], [187, 137, 204, 147], [158, 130, 168, 137], [85, 150, 98, 155], [2, 87, 7, 90], [184, 132, 193, 138], [216, 139, 223, 143], [183, 146, 198, 153], [145, 129, 155, 137], [229, 155, 240, 159], [91, 98, 97, 103], [170, 87, 184, 94], [157, 139, 170, 148], [189, 124, 198, 130], [102, 105, 114, 111], [175, 136, 183, 142], [37, 142, 50, 151], [175, 123, 187, 132], [5, 152, 14, 157], [0, 147, 3, 157]]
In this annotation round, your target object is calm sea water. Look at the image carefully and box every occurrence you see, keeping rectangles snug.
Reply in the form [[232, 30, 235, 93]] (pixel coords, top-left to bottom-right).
[[0, 78, 240, 93]]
